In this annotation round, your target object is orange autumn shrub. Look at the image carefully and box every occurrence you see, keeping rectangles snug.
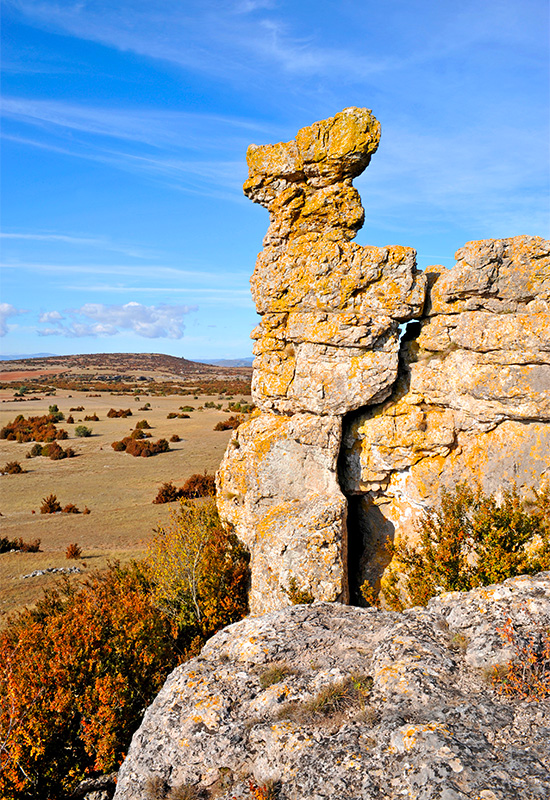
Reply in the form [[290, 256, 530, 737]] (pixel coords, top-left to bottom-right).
[[0, 413, 68, 443], [381, 482, 550, 611], [0, 564, 180, 799]]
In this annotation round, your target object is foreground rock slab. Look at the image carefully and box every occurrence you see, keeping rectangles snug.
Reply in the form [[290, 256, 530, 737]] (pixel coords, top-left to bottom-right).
[[115, 574, 550, 800]]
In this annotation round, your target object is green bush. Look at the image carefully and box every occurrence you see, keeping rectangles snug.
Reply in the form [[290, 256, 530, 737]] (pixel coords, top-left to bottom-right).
[[381, 482, 550, 610], [75, 425, 93, 438]]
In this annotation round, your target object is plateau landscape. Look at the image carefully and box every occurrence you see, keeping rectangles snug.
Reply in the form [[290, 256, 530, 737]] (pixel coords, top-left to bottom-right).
[[1, 1, 549, 799]]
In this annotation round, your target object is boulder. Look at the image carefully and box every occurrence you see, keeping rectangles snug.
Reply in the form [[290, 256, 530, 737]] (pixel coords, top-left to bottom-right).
[[114, 574, 550, 800]]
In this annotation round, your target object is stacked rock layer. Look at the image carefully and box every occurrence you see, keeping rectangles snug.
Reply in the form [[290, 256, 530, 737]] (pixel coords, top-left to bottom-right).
[[217, 107, 550, 613], [217, 107, 426, 613]]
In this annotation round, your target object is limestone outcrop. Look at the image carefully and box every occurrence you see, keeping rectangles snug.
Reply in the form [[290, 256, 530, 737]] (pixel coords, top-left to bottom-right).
[[217, 108, 427, 613], [217, 107, 550, 612], [114, 573, 550, 799], [340, 235, 550, 601]]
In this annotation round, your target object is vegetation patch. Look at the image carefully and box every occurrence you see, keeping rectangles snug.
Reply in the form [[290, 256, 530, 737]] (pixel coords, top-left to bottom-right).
[[492, 617, 550, 701], [0, 413, 68, 443], [0, 536, 41, 554], [214, 414, 243, 431], [1, 461, 25, 474], [378, 482, 550, 611], [111, 437, 170, 457], [107, 408, 132, 418]]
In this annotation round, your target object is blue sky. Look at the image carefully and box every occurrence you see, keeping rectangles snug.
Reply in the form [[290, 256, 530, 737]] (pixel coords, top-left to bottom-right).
[[1, 0, 549, 360]]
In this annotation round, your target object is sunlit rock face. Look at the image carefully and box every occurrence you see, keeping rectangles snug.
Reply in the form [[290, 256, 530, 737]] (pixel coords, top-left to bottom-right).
[[217, 104, 550, 613], [340, 235, 550, 603], [217, 107, 427, 613]]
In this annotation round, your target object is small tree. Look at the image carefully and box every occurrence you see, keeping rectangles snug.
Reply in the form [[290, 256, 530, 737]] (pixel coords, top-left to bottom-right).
[[145, 499, 249, 639]]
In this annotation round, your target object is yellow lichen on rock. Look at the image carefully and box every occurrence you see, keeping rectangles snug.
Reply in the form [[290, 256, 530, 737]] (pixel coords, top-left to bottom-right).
[[217, 105, 549, 615]]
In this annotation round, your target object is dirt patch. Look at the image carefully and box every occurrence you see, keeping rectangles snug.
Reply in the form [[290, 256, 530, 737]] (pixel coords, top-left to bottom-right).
[[0, 369, 65, 381]]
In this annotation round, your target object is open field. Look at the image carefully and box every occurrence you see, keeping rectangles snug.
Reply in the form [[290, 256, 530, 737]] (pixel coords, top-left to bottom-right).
[[0, 381, 251, 626]]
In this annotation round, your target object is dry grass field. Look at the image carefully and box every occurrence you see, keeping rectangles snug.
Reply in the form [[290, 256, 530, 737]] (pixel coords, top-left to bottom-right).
[[0, 383, 250, 626]]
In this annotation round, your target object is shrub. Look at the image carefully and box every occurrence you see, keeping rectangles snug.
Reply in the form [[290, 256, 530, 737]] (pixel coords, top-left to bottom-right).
[[214, 415, 243, 431], [153, 481, 182, 505], [180, 472, 216, 499], [492, 616, 550, 701], [0, 563, 181, 798], [0, 537, 41, 554], [48, 405, 64, 422], [41, 442, 67, 460], [40, 494, 62, 514], [65, 542, 82, 558], [2, 461, 25, 474], [383, 482, 550, 610], [179, 406, 194, 412], [82, 506, 91, 515], [66, 415, 74, 424], [84, 414, 99, 422], [167, 412, 178, 419], [111, 437, 169, 457], [69, 406, 85, 412], [63, 505, 81, 515], [283, 576, 314, 605], [27, 443, 43, 458], [145, 499, 249, 639], [135, 419, 152, 429], [0, 414, 68, 443], [170, 434, 181, 442], [75, 425, 93, 438], [107, 408, 132, 418]]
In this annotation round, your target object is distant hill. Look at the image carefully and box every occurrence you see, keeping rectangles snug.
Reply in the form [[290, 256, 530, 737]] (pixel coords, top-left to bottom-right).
[[0, 352, 252, 381], [0, 353, 57, 361], [201, 357, 254, 367]]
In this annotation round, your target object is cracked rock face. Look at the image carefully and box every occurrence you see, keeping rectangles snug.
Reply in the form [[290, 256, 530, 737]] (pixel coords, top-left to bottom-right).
[[217, 108, 427, 613], [340, 235, 550, 599], [218, 106, 549, 613], [114, 574, 550, 800]]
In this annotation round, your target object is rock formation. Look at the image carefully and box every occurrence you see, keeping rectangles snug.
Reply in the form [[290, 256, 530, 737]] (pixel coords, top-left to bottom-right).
[[217, 107, 550, 612], [114, 573, 550, 799], [217, 107, 427, 613], [340, 235, 550, 601]]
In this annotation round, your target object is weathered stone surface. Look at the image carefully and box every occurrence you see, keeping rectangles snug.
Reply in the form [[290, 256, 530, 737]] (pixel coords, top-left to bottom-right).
[[218, 109, 429, 611], [245, 109, 426, 415], [340, 235, 550, 597], [114, 574, 550, 800], [219, 106, 549, 615], [216, 412, 347, 614]]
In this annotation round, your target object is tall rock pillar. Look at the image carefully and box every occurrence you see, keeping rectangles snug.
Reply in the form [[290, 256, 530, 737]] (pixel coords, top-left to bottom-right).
[[217, 107, 426, 614]]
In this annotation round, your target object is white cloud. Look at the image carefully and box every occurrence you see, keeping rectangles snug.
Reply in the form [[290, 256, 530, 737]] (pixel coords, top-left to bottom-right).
[[39, 310, 64, 323], [37, 301, 198, 339], [0, 303, 28, 336]]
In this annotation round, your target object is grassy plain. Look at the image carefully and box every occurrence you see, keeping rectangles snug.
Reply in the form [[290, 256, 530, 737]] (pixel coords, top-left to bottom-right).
[[0, 386, 247, 625]]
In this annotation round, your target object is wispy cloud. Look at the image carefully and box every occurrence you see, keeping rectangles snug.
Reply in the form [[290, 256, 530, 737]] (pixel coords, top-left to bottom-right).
[[0, 260, 250, 283], [37, 301, 198, 339], [0, 232, 154, 259], [1, 98, 259, 197], [5, 0, 396, 83], [0, 303, 28, 336]]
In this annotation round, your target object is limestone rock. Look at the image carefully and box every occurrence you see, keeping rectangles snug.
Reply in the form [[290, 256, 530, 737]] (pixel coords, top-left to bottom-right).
[[340, 235, 550, 598], [216, 412, 347, 614], [245, 109, 426, 415], [218, 105, 549, 617], [114, 574, 550, 800]]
